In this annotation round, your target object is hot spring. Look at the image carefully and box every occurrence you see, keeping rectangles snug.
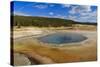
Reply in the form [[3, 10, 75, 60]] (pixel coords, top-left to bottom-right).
[[38, 33, 87, 44]]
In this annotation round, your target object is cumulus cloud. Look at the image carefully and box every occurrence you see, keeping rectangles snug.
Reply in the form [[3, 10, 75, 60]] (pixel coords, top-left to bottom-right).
[[68, 5, 97, 22], [49, 4, 55, 7], [33, 4, 48, 9], [53, 14, 67, 19], [79, 10, 97, 22], [69, 6, 78, 14], [74, 15, 97, 22], [49, 12, 54, 15], [81, 5, 91, 12], [62, 4, 71, 8], [69, 5, 92, 14], [13, 12, 31, 16]]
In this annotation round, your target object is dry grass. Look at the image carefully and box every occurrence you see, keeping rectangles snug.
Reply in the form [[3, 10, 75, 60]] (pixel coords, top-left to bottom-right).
[[13, 24, 97, 31], [74, 24, 97, 31]]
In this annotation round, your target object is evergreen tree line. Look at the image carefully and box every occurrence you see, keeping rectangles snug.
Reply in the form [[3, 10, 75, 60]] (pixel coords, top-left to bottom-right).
[[12, 15, 97, 27]]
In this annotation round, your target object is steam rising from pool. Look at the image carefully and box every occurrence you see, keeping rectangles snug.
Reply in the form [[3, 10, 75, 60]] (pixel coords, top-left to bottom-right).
[[38, 33, 87, 44]]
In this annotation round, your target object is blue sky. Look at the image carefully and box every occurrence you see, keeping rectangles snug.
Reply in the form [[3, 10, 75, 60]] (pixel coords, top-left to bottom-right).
[[11, 1, 97, 23]]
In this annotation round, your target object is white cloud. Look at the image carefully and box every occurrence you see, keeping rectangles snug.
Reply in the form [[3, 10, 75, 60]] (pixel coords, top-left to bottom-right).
[[69, 11, 97, 22], [74, 15, 97, 22], [62, 4, 71, 8], [81, 5, 91, 12], [68, 11, 97, 22], [49, 12, 54, 15], [79, 10, 97, 22], [33, 4, 48, 9], [13, 12, 31, 16], [69, 6, 78, 14], [69, 5, 92, 14], [68, 5, 97, 22], [53, 14, 67, 19], [49, 4, 55, 7]]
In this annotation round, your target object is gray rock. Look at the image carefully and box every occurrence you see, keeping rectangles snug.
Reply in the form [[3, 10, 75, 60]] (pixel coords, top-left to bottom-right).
[[14, 53, 31, 66]]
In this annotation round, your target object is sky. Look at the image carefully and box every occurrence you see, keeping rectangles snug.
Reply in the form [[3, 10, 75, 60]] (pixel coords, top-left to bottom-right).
[[11, 1, 97, 23]]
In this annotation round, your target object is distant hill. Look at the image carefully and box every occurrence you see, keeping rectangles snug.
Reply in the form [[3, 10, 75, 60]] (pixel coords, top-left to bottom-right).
[[11, 15, 97, 27]]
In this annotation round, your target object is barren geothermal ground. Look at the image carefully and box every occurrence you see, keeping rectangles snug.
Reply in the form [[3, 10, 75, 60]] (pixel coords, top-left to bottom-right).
[[11, 26, 97, 66]]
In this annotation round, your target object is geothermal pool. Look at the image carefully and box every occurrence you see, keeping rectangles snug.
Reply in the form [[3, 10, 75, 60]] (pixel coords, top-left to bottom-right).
[[38, 33, 87, 44]]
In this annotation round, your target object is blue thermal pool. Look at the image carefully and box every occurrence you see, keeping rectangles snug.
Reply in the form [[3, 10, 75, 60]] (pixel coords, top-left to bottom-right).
[[38, 33, 87, 44]]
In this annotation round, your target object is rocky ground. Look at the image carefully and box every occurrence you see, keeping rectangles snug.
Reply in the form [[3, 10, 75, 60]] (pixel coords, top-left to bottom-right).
[[11, 27, 97, 66]]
